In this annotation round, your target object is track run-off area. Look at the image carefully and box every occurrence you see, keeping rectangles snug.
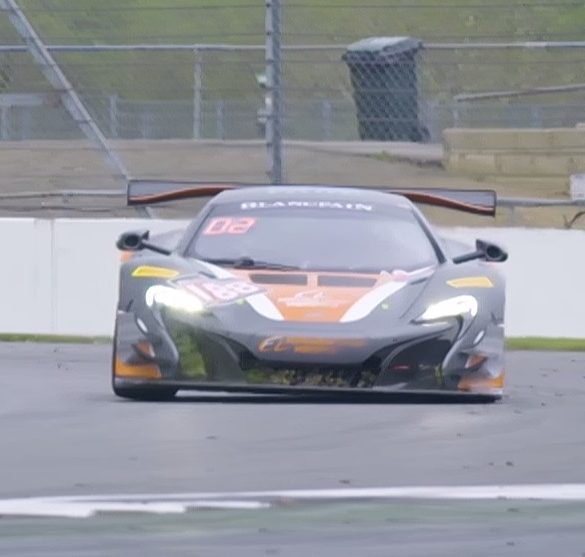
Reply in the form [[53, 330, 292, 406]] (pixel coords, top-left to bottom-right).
[[1, 342, 585, 555]]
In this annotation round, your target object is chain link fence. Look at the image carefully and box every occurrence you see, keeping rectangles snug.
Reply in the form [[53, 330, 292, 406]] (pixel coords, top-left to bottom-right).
[[4, 46, 585, 143], [2, 1, 585, 141], [0, 1, 585, 225]]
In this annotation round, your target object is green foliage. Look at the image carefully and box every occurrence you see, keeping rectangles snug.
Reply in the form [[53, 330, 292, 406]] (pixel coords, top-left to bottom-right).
[[506, 337, 585, 352], [0, 334, 111, 344], [166, 325, 208, 379]]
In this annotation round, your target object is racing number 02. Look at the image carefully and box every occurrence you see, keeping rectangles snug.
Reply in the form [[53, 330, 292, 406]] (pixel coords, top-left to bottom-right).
[[203, 217, 256, 235]]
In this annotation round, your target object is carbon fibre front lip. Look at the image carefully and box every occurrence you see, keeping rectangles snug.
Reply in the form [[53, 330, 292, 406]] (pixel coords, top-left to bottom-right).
[[113, 378, 501, 403]]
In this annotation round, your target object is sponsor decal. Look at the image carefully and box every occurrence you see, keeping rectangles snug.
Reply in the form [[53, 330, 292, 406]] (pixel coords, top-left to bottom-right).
[[258, 336, 366, 355], [240, 200, 373, 211], [132, 266, 179, 279], [447, 276, 494, 289], [277, 290, 347, 308], [175, 277, 264, 305]]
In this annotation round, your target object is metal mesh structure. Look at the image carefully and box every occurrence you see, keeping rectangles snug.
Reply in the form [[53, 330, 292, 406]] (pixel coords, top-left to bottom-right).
[[0, 0, 271, 213], [5, 44, 585, 144], [1, 1, 585, 142], [0, 1, 584, 225], [280, 1, 585, 141], [281, 43, 585, 143]]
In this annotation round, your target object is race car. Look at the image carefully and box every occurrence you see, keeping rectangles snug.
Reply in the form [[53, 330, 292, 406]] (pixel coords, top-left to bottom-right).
[[112, 180, 507, 402]]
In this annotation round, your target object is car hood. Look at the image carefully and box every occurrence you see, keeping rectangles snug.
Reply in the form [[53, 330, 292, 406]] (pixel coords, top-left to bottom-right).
[[183, 263, 436, 324]]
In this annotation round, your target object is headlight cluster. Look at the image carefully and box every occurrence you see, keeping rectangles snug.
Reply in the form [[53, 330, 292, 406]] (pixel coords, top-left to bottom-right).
[[145, 285, 204, 314], [416, 295, 478, 323]]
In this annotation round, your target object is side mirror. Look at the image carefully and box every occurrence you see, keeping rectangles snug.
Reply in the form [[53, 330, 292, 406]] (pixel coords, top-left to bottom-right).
[[116, 230, 149, 252], [452, 239, 508, 265], [116, 230, 171, 256]]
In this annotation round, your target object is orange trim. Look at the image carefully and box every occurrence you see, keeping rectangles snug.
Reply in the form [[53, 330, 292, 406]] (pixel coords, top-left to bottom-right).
[[134, 341, 156, 359], [231, 269, 394, 323], [465, 353, 488, 369], [129, 184, 239, 205], [119, 251, 134, 263], [114, 357, 161, 379], [458, 371, 505, 393], [391, 190, 494, 216]]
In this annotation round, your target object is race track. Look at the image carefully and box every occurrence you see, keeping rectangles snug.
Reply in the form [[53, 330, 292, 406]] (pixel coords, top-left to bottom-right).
[[1, 342, 585, 556], [2, 342, 585, 496]]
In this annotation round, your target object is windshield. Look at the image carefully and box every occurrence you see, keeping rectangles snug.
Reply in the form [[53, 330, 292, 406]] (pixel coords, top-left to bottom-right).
[[187, 202, 439, 272]]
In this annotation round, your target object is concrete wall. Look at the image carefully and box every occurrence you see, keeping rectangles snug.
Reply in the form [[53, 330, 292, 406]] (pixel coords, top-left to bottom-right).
[[0, 219, 186, 337], [0, 218, 583, 338], [443, 128, 585, 190], [442, 227, 585, 338]]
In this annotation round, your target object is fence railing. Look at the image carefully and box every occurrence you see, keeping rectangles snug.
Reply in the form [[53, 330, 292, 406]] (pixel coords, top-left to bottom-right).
[[2, 40, 585, 143], [5, 95, 585, 143]]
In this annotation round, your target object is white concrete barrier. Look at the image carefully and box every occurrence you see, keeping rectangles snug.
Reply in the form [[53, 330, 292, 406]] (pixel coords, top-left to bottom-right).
[[0, 218, 582, 338], [0, 218, 186, 337], [440, 227, 585, 338]]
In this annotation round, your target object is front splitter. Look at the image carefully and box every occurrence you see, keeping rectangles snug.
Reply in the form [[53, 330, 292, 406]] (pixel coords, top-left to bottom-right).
[[113, 378, 501, 403]]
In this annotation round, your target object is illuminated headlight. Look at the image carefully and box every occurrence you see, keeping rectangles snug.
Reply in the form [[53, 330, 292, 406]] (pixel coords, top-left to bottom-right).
[[416, 295, 478, 323], [145, 285, 204, 314]]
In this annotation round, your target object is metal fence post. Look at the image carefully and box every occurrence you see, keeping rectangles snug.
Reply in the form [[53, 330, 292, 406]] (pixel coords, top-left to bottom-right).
[[193, 49, 203, 139], [109, 94, 118, 138], [216, 100, 225, 139], [0, 105, 8, 140], [322, 100, 332, 140], [265, 0, 283, 183]]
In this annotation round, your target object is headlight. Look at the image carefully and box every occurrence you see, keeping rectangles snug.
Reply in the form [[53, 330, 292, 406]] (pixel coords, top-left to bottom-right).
[[416, 295, 478, 323], [145, 285, 204, 314]]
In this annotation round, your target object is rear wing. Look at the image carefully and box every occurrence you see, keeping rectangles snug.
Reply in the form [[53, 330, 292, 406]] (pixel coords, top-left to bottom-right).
[[127, 179, 497, 216]]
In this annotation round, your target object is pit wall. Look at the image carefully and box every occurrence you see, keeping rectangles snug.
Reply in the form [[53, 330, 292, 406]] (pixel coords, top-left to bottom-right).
[[1, 218, 582, 338]]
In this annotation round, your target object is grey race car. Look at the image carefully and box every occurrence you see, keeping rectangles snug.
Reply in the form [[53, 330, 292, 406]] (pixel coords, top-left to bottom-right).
[[112, 181, 507, 402]]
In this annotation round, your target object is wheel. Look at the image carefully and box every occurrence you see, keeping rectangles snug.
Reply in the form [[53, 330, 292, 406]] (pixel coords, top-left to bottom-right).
[[112, 383, 178, 401]]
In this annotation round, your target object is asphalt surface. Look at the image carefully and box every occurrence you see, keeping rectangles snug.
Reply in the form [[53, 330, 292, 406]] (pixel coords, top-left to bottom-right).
[[0, 139, 569, 229], [1, 342, 585, 555]]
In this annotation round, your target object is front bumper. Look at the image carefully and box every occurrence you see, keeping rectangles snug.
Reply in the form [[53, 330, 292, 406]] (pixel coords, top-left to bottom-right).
[[112, 378, 502, 403], [113, 309, 505, 397]]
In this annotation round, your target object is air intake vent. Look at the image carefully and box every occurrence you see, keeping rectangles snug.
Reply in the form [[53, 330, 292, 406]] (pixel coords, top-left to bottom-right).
[[318, 275, 377, 287], [249, 273, 308, 285]]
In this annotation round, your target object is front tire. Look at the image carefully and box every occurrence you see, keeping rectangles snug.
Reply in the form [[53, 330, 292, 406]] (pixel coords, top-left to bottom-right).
[[112, 382, 178, 401]]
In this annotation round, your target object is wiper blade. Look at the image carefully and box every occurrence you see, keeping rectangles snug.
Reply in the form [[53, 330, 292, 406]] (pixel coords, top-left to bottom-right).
[[202, 257, 299, 271]]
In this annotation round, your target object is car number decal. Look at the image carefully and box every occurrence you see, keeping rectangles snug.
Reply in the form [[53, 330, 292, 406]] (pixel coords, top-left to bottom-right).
[[176, 277, 263, 304], [203, 217, 257, 235]]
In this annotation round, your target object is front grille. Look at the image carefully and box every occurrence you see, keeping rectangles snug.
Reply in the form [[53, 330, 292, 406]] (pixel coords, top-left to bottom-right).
[[164, 311, 456, 390], [374, 337, 454, 389]]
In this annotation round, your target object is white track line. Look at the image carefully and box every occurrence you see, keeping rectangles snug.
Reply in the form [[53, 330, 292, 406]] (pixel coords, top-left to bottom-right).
[[0, 499, 269, 518], [2, 484, 585, 518]]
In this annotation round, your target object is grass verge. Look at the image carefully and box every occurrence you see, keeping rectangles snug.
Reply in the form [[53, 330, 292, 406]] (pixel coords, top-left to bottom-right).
[[0, 334, 584, 352], [505, 337, 585, 352], [0, 334, 111, 344]]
